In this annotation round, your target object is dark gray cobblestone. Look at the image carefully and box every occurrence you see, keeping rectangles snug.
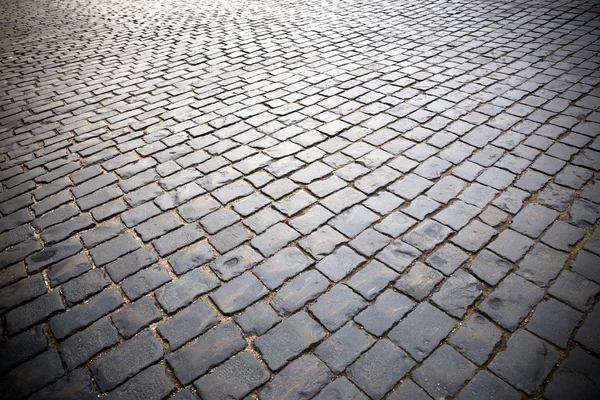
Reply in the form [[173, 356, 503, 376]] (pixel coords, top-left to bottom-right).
[[1, 0, 600, 398]]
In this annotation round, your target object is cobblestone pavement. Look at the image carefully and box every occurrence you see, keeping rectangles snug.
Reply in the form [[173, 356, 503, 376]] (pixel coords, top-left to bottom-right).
[[1, 0, 600, 398]]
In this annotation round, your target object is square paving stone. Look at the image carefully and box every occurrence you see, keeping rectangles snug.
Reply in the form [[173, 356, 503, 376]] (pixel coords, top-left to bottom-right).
[[253, 246, 313, 290], [309, 284, 367, 331], [548, 270, 600, 312], [288, 204, 334, 235], [487, 229, 533, 262], [209, 245, 263, 281], [90, 331, 163, 391], [395, 262, 444, 301], [449, 313, 503, 365], [432, 270, 483, 318], [403, 219, 453, 252], [210, 272, 268, 314], [349, 229, 391, 257], [299, 225, 346, 259], [363, 191, 404, 215], [451, 220, 497, 252], [426, 176, 467, 204], [388, 173, 434, 200], [313, 377, 368, 400], [433, 200, 481, 230], [526, 298, 582, 349], [479, 206, 509, 227], [209, 223, 252, 254], [489, 329, 559, 395], [510, 204, 559, 238], [260, 355, 332, 400], [156, 301, 219, 350], [468, 249, 513, 286], [346, 260, 398, 301], [544, 347, 600, 400], [426, 243, 469, 275], [374, 211, 416, 237], [321, 187, 367, 214], [199, 208, 240, 234], [111, 296, 162, 339], [194, 352, 269, 400], [412, 345, 477, 398], [479, 274, 544, 331], [316, 245, 365, 282], [537, 183, 576, 211], [270, 270, 329, 317], [387, 379, 432, 400], [254, 311, 326, 371], [402, 195, 441, 220], [354, 289, 414, 336], [347, 339, 415, 400], [517, 243, 569, 286], [458, 183, 498, 208], [476, 167, 515, 190], [274, 190, 317, 216], [376, 240, 421, 272], [167, 322, 246, 385], [388, 302, 456, 361], [492, 186, 530, 214], [330, 205, 379, 237], [541, 221, 586, 252], [314, 322, 375, 373], [234, 301, 281, 335], [155, 266, 220, 313], [457, 371, 521, 400], [168, 241, 216, 276], [250, 222, 300, 257], [243, 207, 285, 234], [572, 250, 600, 284]]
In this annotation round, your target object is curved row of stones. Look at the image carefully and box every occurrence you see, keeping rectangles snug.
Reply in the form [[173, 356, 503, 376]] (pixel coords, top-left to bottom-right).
[[1, 0, 600, 399]]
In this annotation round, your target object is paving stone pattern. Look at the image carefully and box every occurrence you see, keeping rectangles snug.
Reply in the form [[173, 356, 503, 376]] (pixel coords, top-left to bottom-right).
[[1, 0, 600, 398]]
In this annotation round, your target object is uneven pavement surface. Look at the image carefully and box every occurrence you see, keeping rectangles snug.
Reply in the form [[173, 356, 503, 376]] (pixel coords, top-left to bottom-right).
[[1, 0, 600, 398]]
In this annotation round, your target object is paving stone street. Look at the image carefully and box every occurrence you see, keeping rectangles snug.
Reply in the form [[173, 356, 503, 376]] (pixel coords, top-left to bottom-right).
[[1, 0, 600, 398]]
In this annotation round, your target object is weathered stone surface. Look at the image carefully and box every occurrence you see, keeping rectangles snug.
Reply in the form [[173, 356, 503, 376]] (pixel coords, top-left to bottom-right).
[[354, 289, 414, 336], [168, 241, 215, 275], [388, 302, 456, 361], [155, 266, 220, 313], [253, 246, 313, 289], [0, 325, 47, 374], [270, 270, 329, 316], [28, 369, 97, 400], [544, 347, 600, 400], [112, 296, 162, 338], [0, 349, 65, 399], [195, 352, 269, 400], [235, 301, 281, 335], [315, 322, 375, 373], [255, 311, 326, 370], [209, 245, 263, 281], [167, 322, 245, 385], [260, 355, 332, 400], [60, 317, 119, 369], [457, 371, 521, 400], [489, 330, 559, 395], [309, 284, 367, 331], [432, 270, 483, 317], [413, 345, 477, 398], [89, 330, 164, 391], [210, 271, 268, 313], [157, 300, 219, 350], [347, 339, 415, 400], [449, 313, 503, 365], [104, 364, 174, 400]]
